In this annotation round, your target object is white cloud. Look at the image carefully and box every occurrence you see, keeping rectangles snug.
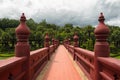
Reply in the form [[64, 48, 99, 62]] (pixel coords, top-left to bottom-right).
[[0, 0, 120, 26], [106, 18, 120, 26]]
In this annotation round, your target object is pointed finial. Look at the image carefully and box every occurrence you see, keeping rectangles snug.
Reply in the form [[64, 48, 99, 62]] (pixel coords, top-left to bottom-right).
[[45, 33, 49, 40], [44, 33, 50, 47], [73, 32, 79, 47], [94, 12, 110, 57], [73, 32, 78, 41], [15, 13, 30, 57], [46, 33, 48, 36], [94, 12, 110, 35], [52, 38, 55, 45], [74, 32, 78, 35], [98, 12, 105, 22], [20, 13, 26, 21], [15, 13, 30, 42], [22, 13, 24, 16]]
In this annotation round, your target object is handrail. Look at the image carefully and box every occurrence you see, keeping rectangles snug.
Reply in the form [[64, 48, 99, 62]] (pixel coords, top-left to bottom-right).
[[98, 57, 120, 80], [64, 44, 120, 80], [65, 44, 94, 80], [0, 57, 26, 80], [0, 44, 58, 80], [30, 47, 48, 80], [0, 13, 59, 80]]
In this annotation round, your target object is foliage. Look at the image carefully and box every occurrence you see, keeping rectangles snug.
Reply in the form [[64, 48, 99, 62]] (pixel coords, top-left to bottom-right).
[[0, 52, 14, 59], [0, 18, 120, 59]]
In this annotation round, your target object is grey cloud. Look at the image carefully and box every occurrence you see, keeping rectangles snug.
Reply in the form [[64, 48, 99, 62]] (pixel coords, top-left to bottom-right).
[[26, 1, 32, 7], [0, 0, 120, 27], [97, 1, 120, 23], [32, 8, 99, 26], [0, 0, 3, 3]]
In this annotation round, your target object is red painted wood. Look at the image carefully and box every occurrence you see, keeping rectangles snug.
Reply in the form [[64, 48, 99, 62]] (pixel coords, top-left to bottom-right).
[[64, 12, 120, 80], [1, 12, 120, 80], [94, 12, 110, 80], [43, 45, 82, 80], [0, 13, 58, 80]]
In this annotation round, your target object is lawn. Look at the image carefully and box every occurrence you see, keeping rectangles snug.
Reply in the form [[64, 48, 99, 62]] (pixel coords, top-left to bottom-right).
[[0, 52, 120, 60], [110, 53, 120, 59], [0, 53, 14, 60]]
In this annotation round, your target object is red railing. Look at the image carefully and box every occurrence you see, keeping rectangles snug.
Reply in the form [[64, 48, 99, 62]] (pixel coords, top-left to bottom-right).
[[30, 48, 48, 80], [0, 13, 59, 80], [75, 47, 94, 80], [65, 45, 94, 80], [30, 44, 58, 80], [0, 45, 57, 80], [0, 57, 26, 80], [64, 13, 120, 80], [98, 57, 120, 80], [64, 43, 120, 80]]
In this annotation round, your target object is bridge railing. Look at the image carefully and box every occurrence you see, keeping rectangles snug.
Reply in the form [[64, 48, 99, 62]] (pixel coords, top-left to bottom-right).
[[65, 44, 94, 80], [75, 47, 94, 80], [64, 13, 120, 80], [0, 13, 58, 80], [0, 57, 26, 80], [98, 57, 120, 80], [30, 47, 48, 80]]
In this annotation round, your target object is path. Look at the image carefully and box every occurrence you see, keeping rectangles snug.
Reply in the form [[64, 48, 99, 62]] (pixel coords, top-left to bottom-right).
[[36, 45, 83, 80]]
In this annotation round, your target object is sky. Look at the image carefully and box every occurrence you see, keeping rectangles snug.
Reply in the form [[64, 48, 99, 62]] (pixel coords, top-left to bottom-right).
[[0, 0, 120, 27]]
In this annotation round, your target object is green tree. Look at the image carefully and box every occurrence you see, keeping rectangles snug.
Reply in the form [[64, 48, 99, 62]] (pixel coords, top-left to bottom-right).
[[35, 31, 43, 47], [26, 18, 37, 30]]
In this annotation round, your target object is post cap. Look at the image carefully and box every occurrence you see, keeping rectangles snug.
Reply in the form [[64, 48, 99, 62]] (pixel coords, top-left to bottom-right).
[[94, 12, 110, 38], [16, 13, 30, 42], [73, 32, 79, 41]]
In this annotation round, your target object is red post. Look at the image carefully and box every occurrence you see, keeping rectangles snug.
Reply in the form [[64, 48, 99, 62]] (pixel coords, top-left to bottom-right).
[[68, 38, 71, 45], [44, 33, 50, 60], [52, 38, 55, 45], [54, 39, 58, 49], [15, 13, 30, 80], [94, 13, 110, 80], [73, 32, 79, 60], [52, 38, 56, 52], [66, 39, 69, 49]]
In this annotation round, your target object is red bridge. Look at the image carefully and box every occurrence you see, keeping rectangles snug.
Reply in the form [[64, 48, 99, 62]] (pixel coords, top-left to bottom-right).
[[0, 13, 120, 80]]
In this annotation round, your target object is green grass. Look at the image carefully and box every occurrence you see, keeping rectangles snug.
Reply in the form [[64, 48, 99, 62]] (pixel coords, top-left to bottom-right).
[[110, 53, 120, 59], [0, 53, 14, 60], [0, 49, 120, 60], [115, 56, 120, 59]]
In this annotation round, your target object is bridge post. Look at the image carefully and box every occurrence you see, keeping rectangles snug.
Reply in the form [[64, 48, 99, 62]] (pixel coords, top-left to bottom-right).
[[57, 40, 59, 46], [54, 39, 58, 49], [52, 38, 55, 51], [68, 38, 71, 45], [65, 39, 68, 49], [52, 38, 55, 45], [44, 33, 50, 60], [15, 13, 31, 80], [94, 13, 110, 80], [73, 32, 79, 60]]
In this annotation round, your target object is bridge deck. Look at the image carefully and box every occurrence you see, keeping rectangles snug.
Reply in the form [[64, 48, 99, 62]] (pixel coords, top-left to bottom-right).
[[36, 45, 86, 80]]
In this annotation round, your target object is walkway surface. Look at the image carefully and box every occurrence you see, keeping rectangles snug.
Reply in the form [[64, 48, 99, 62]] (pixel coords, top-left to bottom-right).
[[36, 45, 83, 80]]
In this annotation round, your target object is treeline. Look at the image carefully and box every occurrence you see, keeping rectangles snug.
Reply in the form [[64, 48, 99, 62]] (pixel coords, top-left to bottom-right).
[[0, 18, 120, 54]]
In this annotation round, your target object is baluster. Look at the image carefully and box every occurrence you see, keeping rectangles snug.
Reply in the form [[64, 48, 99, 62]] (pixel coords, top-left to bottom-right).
[[8, 73, 14, 80]]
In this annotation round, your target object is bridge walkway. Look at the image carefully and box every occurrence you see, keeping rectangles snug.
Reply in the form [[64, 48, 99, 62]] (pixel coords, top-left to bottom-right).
[[36, 45, 87, 80]]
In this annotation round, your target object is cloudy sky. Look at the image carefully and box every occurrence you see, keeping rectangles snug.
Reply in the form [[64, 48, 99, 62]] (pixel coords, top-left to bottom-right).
[[0, 0, 120, 26]]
